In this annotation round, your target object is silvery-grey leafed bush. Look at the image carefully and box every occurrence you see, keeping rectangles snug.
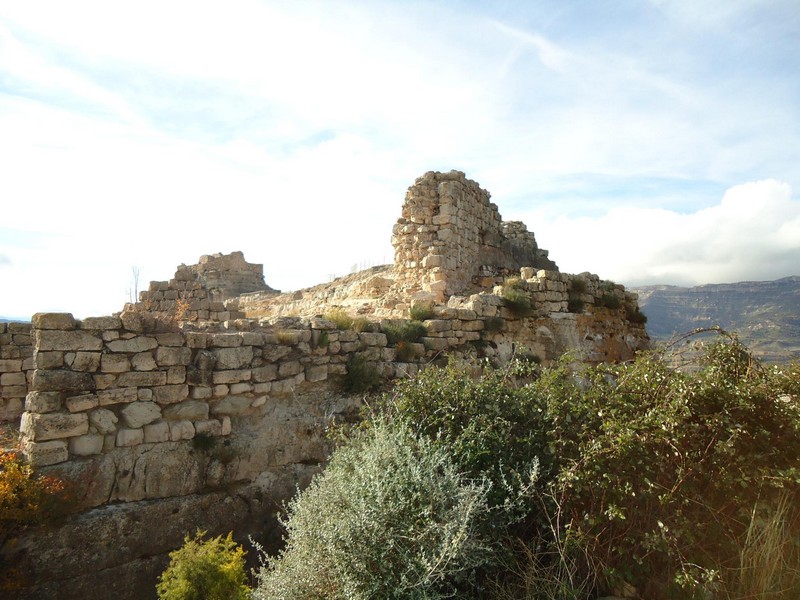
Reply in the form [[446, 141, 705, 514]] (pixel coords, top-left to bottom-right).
[[252, 419, 494, 600]]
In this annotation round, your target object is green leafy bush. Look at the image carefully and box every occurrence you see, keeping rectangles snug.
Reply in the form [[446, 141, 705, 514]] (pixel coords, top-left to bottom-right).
[[596, 293, 622, 309], [624, 302, 648, 324], [566, 296, 585, 313], [484, 315, 505, 332], [409, 302, 435, 322], [502, 287, 532, 317], [382, 320, 427, 345], [532, 336, 800, 598], [253, 419, 495, 599], [156, 530, 249, 600], [343, 354, 383, 394]]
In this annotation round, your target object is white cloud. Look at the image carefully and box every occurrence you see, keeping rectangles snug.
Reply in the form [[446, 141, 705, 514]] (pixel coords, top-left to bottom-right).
[[523, 179, 800, 286]]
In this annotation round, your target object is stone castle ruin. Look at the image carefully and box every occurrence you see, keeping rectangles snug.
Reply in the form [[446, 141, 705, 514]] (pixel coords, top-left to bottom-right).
[[0, 170, 649, 599]]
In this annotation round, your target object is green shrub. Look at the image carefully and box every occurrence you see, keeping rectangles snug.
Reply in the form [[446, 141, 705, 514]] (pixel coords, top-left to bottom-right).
[[502, 287, 532, 317], [191, 432, 216, 453], [625, 303, 648, 324], [596, 293, 621, 309], [484, 316, 504, 332], [343, 354, 383, 394], [325, 309, 354, 330], [569, 278, 588, 295], [383, 320, 427, 345], [409, 302, 435, 322], [566, 296, 585, 313], [156, 530, 249, 600], [395, 341, 422, 362], [253, 419, 495, 599], [532, 336, 800, 597]]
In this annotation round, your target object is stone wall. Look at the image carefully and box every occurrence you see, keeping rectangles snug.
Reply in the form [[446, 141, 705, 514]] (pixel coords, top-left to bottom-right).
[[0, 321, 32, 422], [136, 251, 277, 321], [392, 170, 557, 299]]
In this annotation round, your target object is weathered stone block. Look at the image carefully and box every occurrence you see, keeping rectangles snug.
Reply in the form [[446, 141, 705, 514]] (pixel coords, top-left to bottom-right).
[[144, 421, 170, 443], [106, 336, 158, 353], [21, 411, 89, 441], [194, 419, 222, 436], [131, 352, 157, 371], [121, 402, 162, 428], [155, 332, 184, 346], [168, 419, 195, 441], [116, 428, 144, 447], [65, 393, 99, 413], [190, 386, 212, 400], [305, 365, 328, 382], [115, 371, 167, 387], [213, 346, 253, 370], [167, 366, 186, 384], [212, 369, 251, 384], [97, 387, 138, 406], [69, 433, 104, 456], [32, 313, 76, 330], [100, 354, 130, 373], [153, 384, 189, 405], [359, 332, 388, 347], [72, 352, 101, 372], [89, 408, 118, 434], [31, 369, 94, 393], [424, 319, 451, 333], [229, 382, 252, 394], [0, 358, 22, 372], [251, 364, 278, 382], [25, 439, 68, 466], [25, 391, 63, 413], [79, 316, 122, 330], [209, 333, 242, 348], [211, 395, 251, 416], [278, 360, 302, 378], [34, 351, 63, 369], [1, 371, 26, 386], [35, 329, 103, 351], [163, 400, 210, 421], [185, 332, 207, 348], [156, 346, 192, 367]]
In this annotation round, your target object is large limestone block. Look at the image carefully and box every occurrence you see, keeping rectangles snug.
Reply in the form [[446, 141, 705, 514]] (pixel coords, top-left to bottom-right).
[[116, 428, 144, 447], [65, 393, 99, 412], [121, 402, 162, 428], [131, 352, 157, 371], [155, 346, 192, 367], [97, 387, 138, 406], [25, 439, 68, 466], [213, 346, 254, 370], [212, 369, 251, 384], [68, 433, 104, 456], [89, 408, 118, 434], [211, 395, 252, 416], [153, 384, 189, 405], [79, 316, 122, 330], [115, 371, 167, 387], [21, 411, 89, 441], [32, 313, 76, 330], [31, 369, 94, 393], [24, 391, 63, 413], [163, 400, 209, 421], [106, 336, 158, 353], [209, 333, 242, 348], [0, 358, 23, 372], [144, 421, 170, 443], [100, 354, 130, 373], [35, 330, 103, 352], [168, 419, 195, 440]]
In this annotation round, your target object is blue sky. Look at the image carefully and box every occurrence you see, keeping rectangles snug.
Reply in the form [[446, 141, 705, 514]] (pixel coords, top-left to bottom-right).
[[1, 0, 799, 319]]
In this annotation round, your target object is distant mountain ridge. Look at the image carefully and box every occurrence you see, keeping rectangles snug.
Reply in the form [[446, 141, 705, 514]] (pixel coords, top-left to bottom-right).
[[631, 276, 800, 363]]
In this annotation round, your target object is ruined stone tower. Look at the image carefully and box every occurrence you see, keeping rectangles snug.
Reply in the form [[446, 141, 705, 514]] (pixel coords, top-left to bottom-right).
[[392, 170, 557, 300]]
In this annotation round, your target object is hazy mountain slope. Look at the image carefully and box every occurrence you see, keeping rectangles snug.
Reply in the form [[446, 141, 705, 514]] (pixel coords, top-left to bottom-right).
[[632, 276, 800, 362]]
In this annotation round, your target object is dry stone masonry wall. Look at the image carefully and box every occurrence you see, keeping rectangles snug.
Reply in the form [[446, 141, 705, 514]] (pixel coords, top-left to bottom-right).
[[136, 251, 276, 322], [393, 170, 557, 299], [0, 321, 33, 422]]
